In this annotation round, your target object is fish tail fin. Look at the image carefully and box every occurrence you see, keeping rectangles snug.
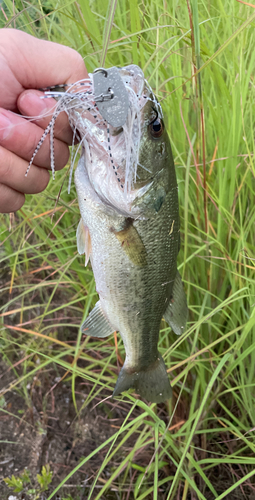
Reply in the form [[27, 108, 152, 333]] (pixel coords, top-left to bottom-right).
[[112, 354, 172, 403]]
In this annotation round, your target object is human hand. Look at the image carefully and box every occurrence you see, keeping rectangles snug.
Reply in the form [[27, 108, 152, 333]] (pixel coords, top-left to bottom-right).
[[0, 29, 87, 213]]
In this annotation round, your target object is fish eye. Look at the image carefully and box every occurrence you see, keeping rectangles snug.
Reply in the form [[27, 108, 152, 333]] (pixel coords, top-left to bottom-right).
[[149, 111, 164, 138]]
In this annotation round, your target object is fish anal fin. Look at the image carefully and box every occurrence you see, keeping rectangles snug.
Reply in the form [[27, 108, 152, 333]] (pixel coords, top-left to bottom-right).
[[81, 300, 114, 338], [164, 270, 188, 335], [76, 218, 92, 266], [114, 219, 147, 267], [112, 354, 172, 403]]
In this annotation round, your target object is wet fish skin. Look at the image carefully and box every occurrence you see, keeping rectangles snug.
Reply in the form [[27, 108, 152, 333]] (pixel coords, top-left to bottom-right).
[[74, 66, 188, 403]]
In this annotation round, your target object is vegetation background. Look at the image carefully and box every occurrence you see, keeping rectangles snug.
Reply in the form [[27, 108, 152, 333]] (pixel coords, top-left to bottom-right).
[[0, 0, 255, 499]]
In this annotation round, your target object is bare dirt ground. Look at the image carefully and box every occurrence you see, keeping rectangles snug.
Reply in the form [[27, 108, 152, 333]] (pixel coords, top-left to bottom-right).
[[0, 364, 254, 500], [0, 353, 179, 500], [0, 358, 128, 500]]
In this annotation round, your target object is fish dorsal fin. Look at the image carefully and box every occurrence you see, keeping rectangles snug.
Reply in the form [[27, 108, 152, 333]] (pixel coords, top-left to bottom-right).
[[81, 300, 115, 338], [76, 219, 92, 266], [164, 271, 188, 335]]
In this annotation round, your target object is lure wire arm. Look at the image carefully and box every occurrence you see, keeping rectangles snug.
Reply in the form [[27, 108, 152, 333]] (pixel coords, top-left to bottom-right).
[[95, 88, 114, 102]]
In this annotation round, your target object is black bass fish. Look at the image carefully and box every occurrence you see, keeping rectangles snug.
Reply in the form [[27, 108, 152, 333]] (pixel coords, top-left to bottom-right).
[[30, 65, 188, 403]]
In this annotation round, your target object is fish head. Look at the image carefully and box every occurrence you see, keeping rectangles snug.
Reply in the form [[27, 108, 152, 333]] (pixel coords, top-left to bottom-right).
[[53, 65, 174, 216]]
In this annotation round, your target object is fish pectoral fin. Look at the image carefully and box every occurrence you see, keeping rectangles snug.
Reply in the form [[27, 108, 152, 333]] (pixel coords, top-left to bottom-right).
[[76, 218, 92, 266], [81, 300, 115, 338], [114, 220, 147, 267], [163, 271, 188, 335], [112, 354, 172, 403]]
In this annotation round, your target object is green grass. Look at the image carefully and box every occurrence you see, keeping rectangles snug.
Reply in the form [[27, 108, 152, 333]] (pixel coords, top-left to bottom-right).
[[0, 0, 255, 499]]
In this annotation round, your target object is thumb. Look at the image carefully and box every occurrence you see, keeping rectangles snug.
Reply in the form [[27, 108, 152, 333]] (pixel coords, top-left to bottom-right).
[[1, 29, 88, 89]]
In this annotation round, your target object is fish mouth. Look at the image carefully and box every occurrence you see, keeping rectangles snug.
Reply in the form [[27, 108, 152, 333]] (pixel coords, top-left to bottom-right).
[[65, 65, 157, 214]]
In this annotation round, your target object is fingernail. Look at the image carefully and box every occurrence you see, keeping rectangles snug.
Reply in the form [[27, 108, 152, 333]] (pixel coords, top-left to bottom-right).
[[19, 92, 49, 116], [0, 113, 12, 140]]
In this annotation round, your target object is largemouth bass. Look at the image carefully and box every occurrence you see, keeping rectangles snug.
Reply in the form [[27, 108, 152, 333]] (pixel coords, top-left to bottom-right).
[[31, 65, 188, 403]]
